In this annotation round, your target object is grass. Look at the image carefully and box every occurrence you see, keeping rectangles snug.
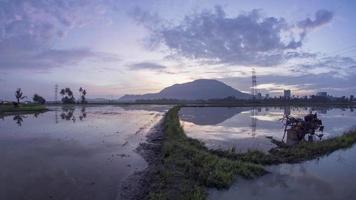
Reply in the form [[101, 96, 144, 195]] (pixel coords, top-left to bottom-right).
[[211, 129, 356, 165], [0, 104, 48, 115], [148, 106, 266, 200], [148, 106, 356, 200]]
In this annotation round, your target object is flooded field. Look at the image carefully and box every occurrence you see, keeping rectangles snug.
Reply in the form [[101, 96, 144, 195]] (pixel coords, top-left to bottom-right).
[[0, 105, 169, 200], [180, 106, 356, 152], [179, 106, 356, 200], [209, 144, 356, 200]]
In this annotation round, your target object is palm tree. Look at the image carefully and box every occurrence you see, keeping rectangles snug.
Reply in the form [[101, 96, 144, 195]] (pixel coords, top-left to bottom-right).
[[60, 88, 75, 104], [15, 88, 26, 104], [79, 87, 87, 104]]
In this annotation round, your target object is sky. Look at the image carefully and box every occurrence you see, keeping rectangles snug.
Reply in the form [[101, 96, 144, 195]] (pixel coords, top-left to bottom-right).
[[1, 0, 356, 101]]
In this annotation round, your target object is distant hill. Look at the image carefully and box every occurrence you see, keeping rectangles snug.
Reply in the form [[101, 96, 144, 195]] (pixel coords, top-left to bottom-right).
[[87, 98, 112, 103], [119, 79, 250, 102]]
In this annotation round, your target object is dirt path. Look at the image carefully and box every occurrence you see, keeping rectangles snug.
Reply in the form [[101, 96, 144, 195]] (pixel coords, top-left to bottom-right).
[[118, 118, 164, 200]]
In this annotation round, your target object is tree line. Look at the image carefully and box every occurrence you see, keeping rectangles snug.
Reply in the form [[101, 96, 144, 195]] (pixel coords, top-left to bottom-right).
[[10, 87, 88, 106], [59, 87, 87, 104]]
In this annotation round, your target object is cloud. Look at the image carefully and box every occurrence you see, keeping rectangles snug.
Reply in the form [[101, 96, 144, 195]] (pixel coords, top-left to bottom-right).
[[298, 9, 333, 30], [129, 6, 162, 31], [256, 83, 313, 94], [0, 0, 112, 43], [296, 55, 356, 77], [296, 9, 333, 41], [221, 71, 356, 96], [0, 46, 120, 70], [128, 62, 166, 70], [36, 48, 119, 64], [284, 51, 317, 59], [132, 6, 333, 67], [0, 0, 119, 71]]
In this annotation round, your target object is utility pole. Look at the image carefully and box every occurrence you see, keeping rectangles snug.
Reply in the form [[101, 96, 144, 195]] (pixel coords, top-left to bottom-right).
[[54, 84, 58, 103]]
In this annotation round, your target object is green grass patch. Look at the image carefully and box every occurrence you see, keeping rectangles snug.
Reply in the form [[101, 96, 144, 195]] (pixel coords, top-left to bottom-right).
[[212, 129, 356, 165], [148, 106, 356, 200], [0, 104, 48, 114], [148, 106, 267, 200]]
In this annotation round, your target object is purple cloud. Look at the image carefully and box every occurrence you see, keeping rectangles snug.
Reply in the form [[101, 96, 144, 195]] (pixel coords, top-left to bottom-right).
[[128, 62, 166, 70], [0, 42, 120, 70], [297, 9, 334, 40], [221, 71, 356, 97], [0, 0, 119, 71], [298, 9, 334, 30], [132, 6, 334, 67]]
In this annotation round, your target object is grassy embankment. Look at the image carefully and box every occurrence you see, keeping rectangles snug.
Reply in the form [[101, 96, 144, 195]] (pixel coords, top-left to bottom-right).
[[213, 131, 356, 165], [148, 106, 356, 200], [0, 104, 48, 115]]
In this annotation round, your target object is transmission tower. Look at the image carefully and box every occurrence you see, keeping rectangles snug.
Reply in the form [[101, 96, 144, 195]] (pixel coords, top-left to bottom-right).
[[54, 84, 58, 103], [251, 68, 257, 99]]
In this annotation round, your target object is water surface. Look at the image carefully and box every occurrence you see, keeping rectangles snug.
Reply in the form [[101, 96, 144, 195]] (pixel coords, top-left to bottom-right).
[[209, 145, 356, 200], [0, 105, 169, 200], [179, 106, 356, 200], [180, 106, 356, 152]]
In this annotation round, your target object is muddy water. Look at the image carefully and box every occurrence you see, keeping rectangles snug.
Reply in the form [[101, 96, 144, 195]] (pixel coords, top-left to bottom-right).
[[180, 107, 356, 152], [179, 106, 356, 200], [0, 105, 169, 200]]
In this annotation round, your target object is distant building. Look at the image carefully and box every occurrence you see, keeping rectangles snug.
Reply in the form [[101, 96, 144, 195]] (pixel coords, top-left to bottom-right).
[[284, 90, 291, 99], [265, 94, 270, 99], [316, 92, 328, 97]]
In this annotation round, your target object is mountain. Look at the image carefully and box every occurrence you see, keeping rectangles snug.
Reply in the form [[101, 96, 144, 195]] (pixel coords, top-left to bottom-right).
[[87, 98, 112, 103], [119, 79, 250, 102]]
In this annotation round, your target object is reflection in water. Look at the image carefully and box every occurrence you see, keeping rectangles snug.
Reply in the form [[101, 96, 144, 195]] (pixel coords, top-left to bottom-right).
[[180, 106, 356, 152], [0, 105, 168, 200], [13, 115, 24, 126], [79, 107, 87, 121], [201, 107, 356, 200], [55, 109, 58, 124], [59, 106, 87, 122], [8, 105, 157, 127], [60, 106, 75, 122], [180, 107, 250, 125], [11, 113, 44, 126], [120, 104, 171, 113], [209, 145, 356, 200], [251, 108, 257, 137], [284, 106, 291, 115]]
